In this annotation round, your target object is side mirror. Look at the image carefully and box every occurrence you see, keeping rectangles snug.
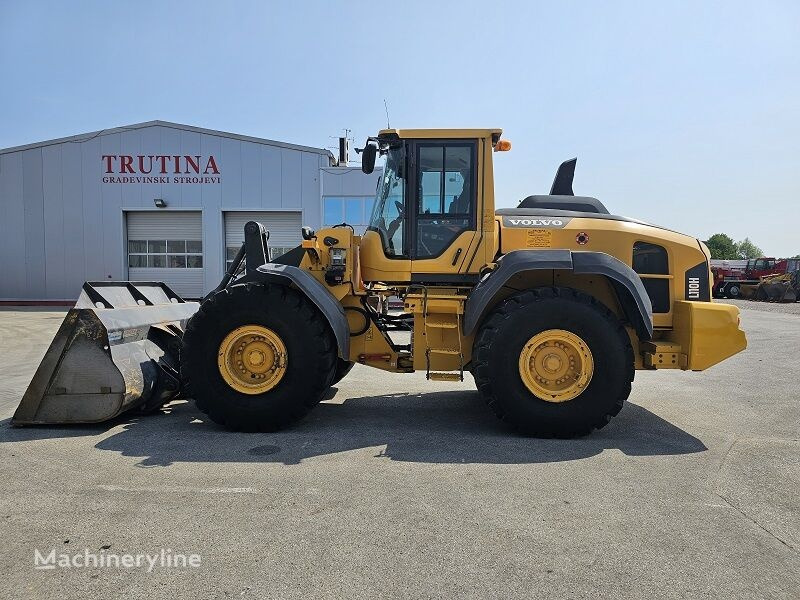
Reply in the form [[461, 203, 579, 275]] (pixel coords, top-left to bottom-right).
[[361, 143, 377, 174]]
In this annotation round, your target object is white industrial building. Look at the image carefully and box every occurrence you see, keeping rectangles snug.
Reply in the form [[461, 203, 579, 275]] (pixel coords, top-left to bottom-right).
[[0, 121, 380, 301]]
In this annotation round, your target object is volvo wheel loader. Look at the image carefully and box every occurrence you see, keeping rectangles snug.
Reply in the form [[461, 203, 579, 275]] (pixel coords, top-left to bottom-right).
[[13, 128, 748, 437]]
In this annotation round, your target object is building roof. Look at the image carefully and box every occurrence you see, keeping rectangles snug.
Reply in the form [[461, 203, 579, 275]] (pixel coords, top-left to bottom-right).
[[0, 120, 335, 158]]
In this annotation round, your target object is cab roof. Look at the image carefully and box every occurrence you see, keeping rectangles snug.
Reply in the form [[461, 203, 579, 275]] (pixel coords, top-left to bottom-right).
[[378, 128, 502, 140]]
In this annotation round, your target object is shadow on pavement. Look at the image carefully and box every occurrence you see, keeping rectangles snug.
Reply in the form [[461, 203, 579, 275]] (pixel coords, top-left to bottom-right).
[[0, 389, 707, 466]]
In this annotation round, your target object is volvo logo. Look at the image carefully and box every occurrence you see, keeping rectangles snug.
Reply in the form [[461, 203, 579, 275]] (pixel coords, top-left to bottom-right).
[[502, 216, 571, 228]]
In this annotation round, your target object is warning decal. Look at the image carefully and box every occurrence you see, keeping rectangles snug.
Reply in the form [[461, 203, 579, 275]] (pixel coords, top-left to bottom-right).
[[526, 229, 552, 248]]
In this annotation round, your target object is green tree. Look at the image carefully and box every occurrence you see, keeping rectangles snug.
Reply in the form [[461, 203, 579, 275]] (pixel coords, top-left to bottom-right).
[[704, 233, 738, 259], [736, 238, 763, 259]]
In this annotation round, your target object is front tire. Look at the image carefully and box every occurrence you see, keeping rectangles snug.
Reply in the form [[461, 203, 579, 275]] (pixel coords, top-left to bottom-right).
[[330, 359, 354, 386], [473, 287, 634, 438], [181, 283, 337, 432]]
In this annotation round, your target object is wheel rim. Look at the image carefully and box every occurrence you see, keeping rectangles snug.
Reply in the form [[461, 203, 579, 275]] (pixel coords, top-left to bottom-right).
[[518, 329, 594, 403], [217, 325, 288, 395]]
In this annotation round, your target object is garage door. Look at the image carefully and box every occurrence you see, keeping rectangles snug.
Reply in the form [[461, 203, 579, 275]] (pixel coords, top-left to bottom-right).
[[224, 211, 302, 269], [126, 211, 204, 299]]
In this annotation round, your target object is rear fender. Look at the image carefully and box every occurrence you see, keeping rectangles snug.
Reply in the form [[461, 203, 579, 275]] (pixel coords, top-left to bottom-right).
[[463, 250, 653, 340]]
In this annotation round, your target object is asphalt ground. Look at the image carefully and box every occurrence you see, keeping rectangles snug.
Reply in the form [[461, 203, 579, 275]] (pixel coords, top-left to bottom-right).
[[0, 302, 798, 599]]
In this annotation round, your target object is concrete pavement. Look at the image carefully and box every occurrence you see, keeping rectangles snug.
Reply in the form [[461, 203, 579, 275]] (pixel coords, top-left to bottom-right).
[[0, 305, 797, 599]]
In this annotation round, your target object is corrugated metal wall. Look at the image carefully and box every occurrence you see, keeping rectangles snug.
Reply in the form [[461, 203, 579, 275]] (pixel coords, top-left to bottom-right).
[[224, 211, 302, 248], [126, 211, 204, 298], [0, 123, 335, 300]]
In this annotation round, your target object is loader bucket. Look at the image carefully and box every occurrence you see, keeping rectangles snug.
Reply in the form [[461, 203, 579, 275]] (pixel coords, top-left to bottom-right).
[[759, 281, 795, 302], [739, 284, 758, 300], [12, 282, 199, 426]]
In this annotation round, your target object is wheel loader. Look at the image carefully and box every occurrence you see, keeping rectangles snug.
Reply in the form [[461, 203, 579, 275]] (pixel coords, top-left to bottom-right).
[[13, 128, 748, 437], [740, 269, 800, 302]]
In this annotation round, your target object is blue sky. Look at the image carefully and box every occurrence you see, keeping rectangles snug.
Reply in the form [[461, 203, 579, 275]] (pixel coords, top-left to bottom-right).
[[1, 1, 798, 255]]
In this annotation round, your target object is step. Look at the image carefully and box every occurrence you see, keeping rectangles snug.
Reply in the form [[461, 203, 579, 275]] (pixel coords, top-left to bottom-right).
[[428, 348, 461, 355], [428, 372, 463, 382], [425, 318, 458, 329]]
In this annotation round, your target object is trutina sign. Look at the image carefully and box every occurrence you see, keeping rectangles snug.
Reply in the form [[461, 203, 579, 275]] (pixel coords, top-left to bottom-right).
[[101, 155, 221, 184]]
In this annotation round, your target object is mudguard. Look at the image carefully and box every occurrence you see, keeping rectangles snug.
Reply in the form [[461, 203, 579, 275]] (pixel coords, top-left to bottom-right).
[[246, 263, 350, 359], [463, 249, 653, 340], [227, 220, 350, 359]]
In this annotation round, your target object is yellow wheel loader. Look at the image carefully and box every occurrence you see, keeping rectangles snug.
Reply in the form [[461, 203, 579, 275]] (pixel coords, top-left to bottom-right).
[[13, 128, 747, 437], [741, 270, 800, 302]]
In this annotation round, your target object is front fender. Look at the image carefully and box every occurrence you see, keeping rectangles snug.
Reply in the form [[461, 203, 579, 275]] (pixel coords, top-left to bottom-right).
[[245, 263, 350, 359]]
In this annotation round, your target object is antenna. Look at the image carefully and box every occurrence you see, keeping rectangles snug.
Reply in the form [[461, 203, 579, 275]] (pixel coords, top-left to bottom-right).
[[383, 99, 391, 129], [328, 128, 354, 166]]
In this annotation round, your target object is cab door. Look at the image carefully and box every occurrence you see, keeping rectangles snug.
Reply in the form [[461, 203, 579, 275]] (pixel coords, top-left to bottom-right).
[[408, 140, 480, 280]]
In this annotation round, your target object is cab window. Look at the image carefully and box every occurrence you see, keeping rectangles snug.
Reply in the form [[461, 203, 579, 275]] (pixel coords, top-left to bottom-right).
[[414, 143, 475, 259], [753, 258, 773, 270], [368, 145, 406, 257]]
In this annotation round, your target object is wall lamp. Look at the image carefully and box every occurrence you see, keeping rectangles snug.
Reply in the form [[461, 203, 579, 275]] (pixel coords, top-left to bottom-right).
[[153, 198, 167, 208]]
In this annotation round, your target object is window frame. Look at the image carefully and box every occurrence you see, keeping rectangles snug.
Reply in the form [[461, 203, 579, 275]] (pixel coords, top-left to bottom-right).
[[128, 238, 203, 270], [365, 144, 409, 259], [408, 139, 478, 261], [322, 195, 375, 229]]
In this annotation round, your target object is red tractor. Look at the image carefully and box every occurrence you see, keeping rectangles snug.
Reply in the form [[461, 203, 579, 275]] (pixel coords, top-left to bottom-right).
[[713, 257, 800, 298]]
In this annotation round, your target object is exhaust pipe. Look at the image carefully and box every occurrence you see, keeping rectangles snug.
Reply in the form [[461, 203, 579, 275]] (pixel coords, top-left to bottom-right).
[[12, 282, 199, 425]]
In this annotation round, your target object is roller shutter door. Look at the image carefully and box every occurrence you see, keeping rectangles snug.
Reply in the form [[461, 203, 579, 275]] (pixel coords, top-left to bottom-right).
[[224, 211, 302, 267], [126, 211, 204, 299]]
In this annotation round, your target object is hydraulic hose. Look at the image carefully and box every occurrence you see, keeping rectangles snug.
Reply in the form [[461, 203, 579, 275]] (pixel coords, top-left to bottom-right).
[[205, 243, 246, 301]]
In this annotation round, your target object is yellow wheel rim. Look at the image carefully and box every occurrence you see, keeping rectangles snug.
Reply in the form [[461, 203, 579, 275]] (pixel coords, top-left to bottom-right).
[[217, 325, 287, 395], [518, 329, 594, 403]]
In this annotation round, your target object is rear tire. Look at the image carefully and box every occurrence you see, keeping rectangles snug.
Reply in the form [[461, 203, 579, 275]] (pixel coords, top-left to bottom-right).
[[181, 283, 337, 432], [473, 287, 634, 438]]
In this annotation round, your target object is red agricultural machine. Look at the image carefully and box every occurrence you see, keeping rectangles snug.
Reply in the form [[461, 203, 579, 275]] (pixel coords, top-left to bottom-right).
[[712, 257, 800, 299]]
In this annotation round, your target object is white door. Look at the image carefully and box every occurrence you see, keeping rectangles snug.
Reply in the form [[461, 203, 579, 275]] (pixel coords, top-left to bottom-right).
[[224, 211, 302, 269], [126, 211, 204, 299]]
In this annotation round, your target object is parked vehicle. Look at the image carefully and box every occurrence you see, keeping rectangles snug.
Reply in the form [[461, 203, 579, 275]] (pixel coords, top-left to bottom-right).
[[712, 257, 799, 298], [13, 128, 747, 438]]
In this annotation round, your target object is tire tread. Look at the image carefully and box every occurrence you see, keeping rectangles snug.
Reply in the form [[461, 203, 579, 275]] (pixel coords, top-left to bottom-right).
[[472, 286, 634, 437]]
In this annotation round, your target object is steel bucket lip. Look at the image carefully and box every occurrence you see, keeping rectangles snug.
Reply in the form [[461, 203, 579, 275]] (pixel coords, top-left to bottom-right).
[[11, 308, 121, 425], [12, 282, 200, 426]]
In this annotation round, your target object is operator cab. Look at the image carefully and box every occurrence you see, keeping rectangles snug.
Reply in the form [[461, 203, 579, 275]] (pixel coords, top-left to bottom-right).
[[750, 258, 776, 272], [368, 139, 476, 260], [358, 129, 502, 282]]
